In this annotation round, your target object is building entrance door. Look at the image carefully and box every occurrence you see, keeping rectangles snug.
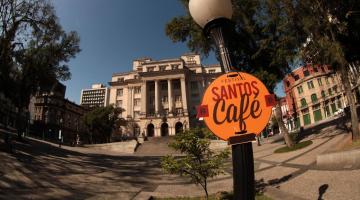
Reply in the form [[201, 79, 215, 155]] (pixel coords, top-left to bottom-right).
[[175, 122, 183, 134], [161, 123, 169, 137], [147, 124, 154, 137]]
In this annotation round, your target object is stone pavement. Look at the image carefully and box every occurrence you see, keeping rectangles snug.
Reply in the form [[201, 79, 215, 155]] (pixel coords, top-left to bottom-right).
[[1, 120, 360, 200]]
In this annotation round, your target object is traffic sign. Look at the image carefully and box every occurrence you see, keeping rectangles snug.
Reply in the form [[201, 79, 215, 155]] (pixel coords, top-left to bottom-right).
[[200, 72, 273, 141]]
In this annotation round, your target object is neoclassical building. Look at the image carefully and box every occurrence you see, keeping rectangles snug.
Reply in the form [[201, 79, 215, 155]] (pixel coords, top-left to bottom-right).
[[108, 53, 222, 137]]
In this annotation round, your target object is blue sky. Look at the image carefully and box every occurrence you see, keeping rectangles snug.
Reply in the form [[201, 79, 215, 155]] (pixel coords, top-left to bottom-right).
[[53, 0, 284, 103]]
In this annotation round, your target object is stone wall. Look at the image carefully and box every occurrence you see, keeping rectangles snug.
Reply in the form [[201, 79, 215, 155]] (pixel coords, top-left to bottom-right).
[[84, 140, 138, 154]]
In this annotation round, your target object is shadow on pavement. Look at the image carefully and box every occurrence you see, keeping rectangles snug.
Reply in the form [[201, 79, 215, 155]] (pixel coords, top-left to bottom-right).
[[317, 184, 329, 200], [0, 131, 178, 199]]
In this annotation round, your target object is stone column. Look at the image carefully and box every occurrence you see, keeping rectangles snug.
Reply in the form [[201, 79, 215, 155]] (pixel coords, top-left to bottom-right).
[[127, 87, 133, 118], [180, 78, 188, 114], [140, 81, 147, 116], [168, 79, 173, 115], [131, 87, 134, 117], [155, 80, 159, 115]]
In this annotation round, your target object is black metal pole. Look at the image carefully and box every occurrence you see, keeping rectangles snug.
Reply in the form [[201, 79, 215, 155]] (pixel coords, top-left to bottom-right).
[[232, 142, 255, 199], [205, 18, 255, 200]]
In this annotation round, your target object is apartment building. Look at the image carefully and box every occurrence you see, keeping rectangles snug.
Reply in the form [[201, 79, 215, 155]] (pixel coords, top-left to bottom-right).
[[80, 84, 109, 108], [283, 65, 346, 128]]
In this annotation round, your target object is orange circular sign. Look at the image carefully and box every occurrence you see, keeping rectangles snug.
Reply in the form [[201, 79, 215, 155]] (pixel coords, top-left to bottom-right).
[[200, 72, 273, 141]]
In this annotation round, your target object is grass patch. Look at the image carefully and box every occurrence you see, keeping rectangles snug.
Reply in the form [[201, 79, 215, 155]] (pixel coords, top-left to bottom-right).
[[152, 192, 272, 200], [274, 140, 313, 153]]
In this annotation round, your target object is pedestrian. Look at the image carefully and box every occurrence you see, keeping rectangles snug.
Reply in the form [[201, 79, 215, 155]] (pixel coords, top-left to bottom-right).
[[256, 134, 261, 146]]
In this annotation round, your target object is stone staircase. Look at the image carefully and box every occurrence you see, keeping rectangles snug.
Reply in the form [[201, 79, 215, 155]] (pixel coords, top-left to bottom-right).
[[135, 136, 180, 156]]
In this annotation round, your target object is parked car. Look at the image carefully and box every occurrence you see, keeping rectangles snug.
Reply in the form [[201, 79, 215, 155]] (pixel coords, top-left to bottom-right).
[[334, 108, 345, 116]]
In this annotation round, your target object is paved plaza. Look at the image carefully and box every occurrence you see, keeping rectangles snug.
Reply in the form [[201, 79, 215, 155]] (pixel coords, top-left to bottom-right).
[[1, 120, 360, 200]]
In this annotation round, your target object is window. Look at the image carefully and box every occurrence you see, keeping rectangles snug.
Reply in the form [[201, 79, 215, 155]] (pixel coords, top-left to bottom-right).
[[176, 108, 183, 114], [147, 67, 155, 72], [208, 69, 216, 74], [149, 97, 154, 105], [117, 78, 124, 82], [190, 81, 198, 90], [134, 111, 140, 118], [134, 98, 140, 106], [175, 95, 182, 102], [173, 82, 180, 89], [307, 81, 315, 89], [325, 77, 330, 85], [134, 87, 141, 94], [303, 70, 310, 77], [317, 78, 323, 86], [192, 93, 199, 97], [134, 75, 139, 79], [171, 64, 179, 70], [311, 94, 318, 103], [159, 65, 167, 71], [321, 90, 326, 98], [297, 86, 304, 94], [337, 99, 342, 108], [301, 98, 307, 107], [294, 75, 300, 81], [117, 88, 123, 96], [333, 85, 338, 93], [161, 82, 167, 90], [137, 67, 142, 72], [328, 88, 333, 95], [162, 96, 168, 103], [116, 100, 122, 107], [286, 81, 290, 87]]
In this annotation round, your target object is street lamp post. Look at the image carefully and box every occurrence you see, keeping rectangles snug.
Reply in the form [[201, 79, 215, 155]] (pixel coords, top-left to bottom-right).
[[189, 0, 237, 73], [189, 0, 255, 199]]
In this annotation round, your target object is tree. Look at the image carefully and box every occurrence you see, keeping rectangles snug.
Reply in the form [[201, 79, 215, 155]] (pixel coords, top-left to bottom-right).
[[161, 128, 230, 199], [0, 0, 80, 135], [165, 0, 305, 147], [294, 0, 360, 141], [82, 106, 124, 144]]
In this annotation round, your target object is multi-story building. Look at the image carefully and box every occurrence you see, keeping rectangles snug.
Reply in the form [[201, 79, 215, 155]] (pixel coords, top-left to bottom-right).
[[80, 84, 109, 108], [108, 53, 222, 137], [29, 82, 87, 144], [283, 65, 346, 128]]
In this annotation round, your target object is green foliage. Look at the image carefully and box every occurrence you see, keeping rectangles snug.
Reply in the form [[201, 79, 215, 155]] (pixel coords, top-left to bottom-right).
[[0, 0, 80, 111], [83, 106, 124, 144], [166, 0, 307, 92], [161, 128, 230, 199], [274, 140, 313, 153]]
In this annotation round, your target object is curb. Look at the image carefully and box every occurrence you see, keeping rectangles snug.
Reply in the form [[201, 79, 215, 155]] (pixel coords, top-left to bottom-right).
[[317, 148, 360, 168]]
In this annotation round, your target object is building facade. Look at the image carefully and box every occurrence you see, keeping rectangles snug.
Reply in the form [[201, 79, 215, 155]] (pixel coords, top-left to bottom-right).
[[80, 84, 109, 108], [283, 64, 346, 128], [108, 53, 222, 137], [29, 82, 87, 145]]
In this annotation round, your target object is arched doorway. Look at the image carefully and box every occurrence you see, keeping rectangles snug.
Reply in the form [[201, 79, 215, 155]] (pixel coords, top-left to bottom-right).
[[161, 123, 169, 137], [147, 123, 154, 137], [175, 122, 183, 134]]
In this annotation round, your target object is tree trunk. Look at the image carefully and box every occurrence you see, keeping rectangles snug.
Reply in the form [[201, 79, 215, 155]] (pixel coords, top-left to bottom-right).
[[275, 98, 294, 148], [339, 66, 360, 141], [203, 180, 209, 200]]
